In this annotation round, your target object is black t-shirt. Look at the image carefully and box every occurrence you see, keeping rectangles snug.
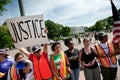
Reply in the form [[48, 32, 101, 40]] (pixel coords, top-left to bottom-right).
[[64, 49, 79, 69], [81, 48, 98, 69]]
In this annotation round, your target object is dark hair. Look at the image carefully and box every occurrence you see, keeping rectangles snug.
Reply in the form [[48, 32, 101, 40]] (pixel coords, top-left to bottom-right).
[[51, 42, 61, 51], [14, 52, 24, 61], [98, 36, 103, 41], [64, 38, 72, 46], [19, 69, 26, 80], [18, 61, 30, 80], [98, 32, 107, 41]]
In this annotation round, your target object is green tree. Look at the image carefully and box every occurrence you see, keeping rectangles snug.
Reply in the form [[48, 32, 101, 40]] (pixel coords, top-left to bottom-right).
[[61, 26, 71, 37], [94, 21, 104, 31], [0, 0, 11, 16], [0, 25, 14, 48], [45, 20, 58, 39], [45, 20, 71, 40]]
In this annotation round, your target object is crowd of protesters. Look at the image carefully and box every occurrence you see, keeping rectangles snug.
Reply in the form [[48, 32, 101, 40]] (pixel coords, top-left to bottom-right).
[[0, 30, 120, 80]]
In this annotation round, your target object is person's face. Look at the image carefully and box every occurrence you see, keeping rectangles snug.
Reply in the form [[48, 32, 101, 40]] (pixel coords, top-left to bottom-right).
[[84, 38, 91, 46], [68, 41, 74, 50], [54, 44, 61, 54], [22, 65, 31, 74], [34, 49, 41, 55], [0, 54, 6, 61], [16, 55, 24, 62], [102, 35, 108, 43], [0, 54, 3, 61]]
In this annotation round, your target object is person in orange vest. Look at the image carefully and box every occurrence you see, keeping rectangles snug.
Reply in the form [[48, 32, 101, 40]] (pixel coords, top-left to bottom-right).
[[50, 42, 72, 80], [93, 32, 120, 80], [19, 44, 52, 80], [19, 29, 52, 80]]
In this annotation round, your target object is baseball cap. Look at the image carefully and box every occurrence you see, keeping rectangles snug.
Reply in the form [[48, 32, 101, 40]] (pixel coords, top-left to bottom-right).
[[32, 45, 41, 53], [16, 61, 26, 69], [98, 32, 107, 38]]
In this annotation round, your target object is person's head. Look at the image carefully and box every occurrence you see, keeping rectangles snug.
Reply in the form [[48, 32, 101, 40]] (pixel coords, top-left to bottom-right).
[[16, 61, 31, 74], [0, 49, 8, 61], [32, 45, 41, 55], [64, 38, 74, 50], [14, 52, 24, 62], [16, 61, 31, 79], [98, 32, 108, 43], [51, 42, 61, 54], [83, 37, 91, 47]]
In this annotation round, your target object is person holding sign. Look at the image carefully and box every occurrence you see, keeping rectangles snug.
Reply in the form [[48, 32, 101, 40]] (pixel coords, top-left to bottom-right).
[[50, 42, 72, 80], [19, 44, 52, 80], [19, 29, 52, 80]]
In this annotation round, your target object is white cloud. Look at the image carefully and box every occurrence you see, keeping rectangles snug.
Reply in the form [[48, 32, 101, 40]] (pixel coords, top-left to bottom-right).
[[0, 0, 120, 26]]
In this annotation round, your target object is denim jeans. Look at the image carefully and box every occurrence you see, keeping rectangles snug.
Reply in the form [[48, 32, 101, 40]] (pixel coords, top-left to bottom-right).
[[71, 67, 80, 80]]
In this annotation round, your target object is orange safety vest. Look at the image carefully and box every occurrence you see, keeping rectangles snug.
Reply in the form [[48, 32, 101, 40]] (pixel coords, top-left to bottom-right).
[[95, 41, 117, 67], [32, 53, 52, 80], [51, 52, 67, 80]]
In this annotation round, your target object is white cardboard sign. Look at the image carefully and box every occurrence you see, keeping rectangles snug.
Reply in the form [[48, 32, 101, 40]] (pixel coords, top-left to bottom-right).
[[6, 14, 48, 48]]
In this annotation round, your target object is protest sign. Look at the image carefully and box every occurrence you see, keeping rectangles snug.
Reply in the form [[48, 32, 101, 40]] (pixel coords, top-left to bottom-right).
[[6, 14, 48, 48]]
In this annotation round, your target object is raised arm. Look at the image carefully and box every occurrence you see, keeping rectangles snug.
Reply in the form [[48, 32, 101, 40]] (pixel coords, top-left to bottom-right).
[[43, 43, 48, 53], [19, 48, 30, 58]]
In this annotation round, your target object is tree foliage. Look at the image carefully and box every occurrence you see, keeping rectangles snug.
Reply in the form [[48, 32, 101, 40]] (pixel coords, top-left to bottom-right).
[[0, 0, 11, 16], [45, 20, 71, 40], [61, 26, 71, 37], [0, 25, 14, 48], [86, 9, 120, 32]]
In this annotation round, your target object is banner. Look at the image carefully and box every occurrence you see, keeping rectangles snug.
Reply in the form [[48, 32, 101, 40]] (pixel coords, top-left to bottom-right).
[[6, 14, 48, 48]]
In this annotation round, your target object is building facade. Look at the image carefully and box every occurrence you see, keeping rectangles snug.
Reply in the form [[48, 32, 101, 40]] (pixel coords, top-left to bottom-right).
[[70, 26, 84, 35]]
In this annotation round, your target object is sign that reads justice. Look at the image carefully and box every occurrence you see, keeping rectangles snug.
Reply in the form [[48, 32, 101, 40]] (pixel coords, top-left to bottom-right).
[[6, 15, 48, 48]]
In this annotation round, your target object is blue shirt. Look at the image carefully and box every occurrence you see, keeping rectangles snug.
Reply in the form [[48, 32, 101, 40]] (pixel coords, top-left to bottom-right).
[[0, 57, 14, 73]]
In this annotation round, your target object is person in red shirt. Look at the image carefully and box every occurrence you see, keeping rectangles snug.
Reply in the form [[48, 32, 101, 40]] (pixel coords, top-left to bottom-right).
[[19, 44, 52, 80]]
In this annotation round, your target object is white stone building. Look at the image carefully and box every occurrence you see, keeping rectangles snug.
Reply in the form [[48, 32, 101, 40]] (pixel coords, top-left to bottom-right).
[[70, 26, 84, 35]]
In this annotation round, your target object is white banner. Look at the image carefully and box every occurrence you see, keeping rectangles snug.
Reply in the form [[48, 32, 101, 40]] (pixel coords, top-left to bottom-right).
[[6, 14, 48, 48]]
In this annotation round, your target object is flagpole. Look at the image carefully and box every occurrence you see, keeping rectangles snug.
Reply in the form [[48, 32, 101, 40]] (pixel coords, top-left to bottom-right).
[[18, 0, 25, 16], [18, 0, 32, 52]]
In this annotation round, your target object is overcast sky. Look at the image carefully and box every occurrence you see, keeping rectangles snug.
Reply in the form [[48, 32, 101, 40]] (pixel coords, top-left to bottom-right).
[[0, 0, 120, 27]]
